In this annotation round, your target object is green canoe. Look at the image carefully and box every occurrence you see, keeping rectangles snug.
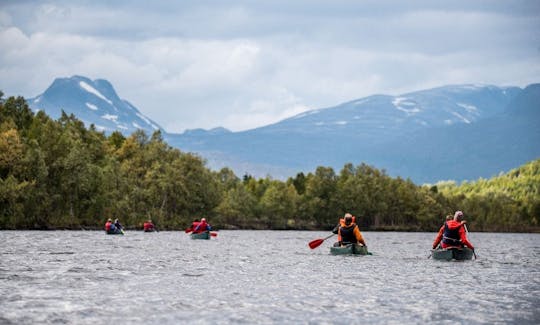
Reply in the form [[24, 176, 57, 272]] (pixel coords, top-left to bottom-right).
[[106, 230, 124, 235], [431, 247, 474, 261], [330, 243, 369, 255], [190, 232, 211, 240]]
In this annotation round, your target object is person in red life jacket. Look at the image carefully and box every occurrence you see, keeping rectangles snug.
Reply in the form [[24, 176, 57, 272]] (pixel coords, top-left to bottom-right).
[[193, 217, 212, 234], [104, 218, 113, 233], [186, 218, 200, 233], [332, 213, 366, 247], [432, 211, 474, 250], [143, 219, 155, 232]]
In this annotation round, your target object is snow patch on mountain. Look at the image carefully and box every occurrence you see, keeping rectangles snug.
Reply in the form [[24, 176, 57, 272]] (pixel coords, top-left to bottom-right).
[[457, 103, 478, 113], [102, 114, 118, 122], [86, 103, 98, 111], [79, 81, 112, 105], [451, 112, 471, 124], [392, 97, 421, 115]]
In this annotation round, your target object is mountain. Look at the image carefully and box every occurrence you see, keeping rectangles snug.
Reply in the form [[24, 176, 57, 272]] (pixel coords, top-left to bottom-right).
[[375, 84, 540, 182], [26, 76, 540, 183], [165, 84, 539, 183], [27, 75, 163, 135]]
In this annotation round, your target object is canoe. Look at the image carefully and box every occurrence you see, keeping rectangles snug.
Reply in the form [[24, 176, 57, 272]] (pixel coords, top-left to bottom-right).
[[190, 232, 211, 240], [330, 243, 369, 255], [431, 247, 474, 261], [106, 230, 124, 235]]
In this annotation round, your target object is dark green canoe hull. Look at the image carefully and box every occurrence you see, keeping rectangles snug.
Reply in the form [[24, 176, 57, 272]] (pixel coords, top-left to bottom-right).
[[432, 247, 474, 261], [106, 230, 124, 235], [330, 244, 369, 255], [190, 232, 210, 240]]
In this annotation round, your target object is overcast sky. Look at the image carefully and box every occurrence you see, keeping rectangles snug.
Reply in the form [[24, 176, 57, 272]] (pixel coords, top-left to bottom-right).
[[1, 1, 539, 133]]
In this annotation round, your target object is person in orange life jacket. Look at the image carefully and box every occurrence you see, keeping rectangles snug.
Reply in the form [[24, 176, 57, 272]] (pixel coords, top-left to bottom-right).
[[193, 218, 212, 233], [332, 213, 366, 247], [432, 211, 474, 250], [143, 219, 155, 232], [332, 213, 356, 233]]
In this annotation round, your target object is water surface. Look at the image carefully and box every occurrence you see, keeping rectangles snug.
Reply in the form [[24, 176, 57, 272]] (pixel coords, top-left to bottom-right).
[[1, 231, 538, 324]]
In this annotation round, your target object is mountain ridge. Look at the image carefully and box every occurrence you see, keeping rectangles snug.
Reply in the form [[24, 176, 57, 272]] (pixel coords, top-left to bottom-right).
[[25, 76, 539, 183]]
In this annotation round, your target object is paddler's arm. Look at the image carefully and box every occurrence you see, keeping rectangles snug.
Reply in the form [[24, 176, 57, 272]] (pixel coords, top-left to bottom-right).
[[459, 226, 474, 249], [432, 226, 444, 249], [354, 226, 366, 246]]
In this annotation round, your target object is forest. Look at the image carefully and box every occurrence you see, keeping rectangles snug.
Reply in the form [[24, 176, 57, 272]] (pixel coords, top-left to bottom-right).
[[1, 92, 539, 232]]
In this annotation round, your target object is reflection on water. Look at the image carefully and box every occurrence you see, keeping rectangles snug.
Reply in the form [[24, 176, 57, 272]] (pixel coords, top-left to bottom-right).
[[0, 231, 538, 324]]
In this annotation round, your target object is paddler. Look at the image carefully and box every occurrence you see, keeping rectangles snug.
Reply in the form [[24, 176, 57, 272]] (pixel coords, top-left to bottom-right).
[[332, 213, 366, 247], [143, 219, 155, 232], [432, 211, 475, 250], [193, 217, 212, 234], [104, 218, 113, 234]]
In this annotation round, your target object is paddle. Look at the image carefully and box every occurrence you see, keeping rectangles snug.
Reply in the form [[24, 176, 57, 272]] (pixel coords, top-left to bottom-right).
[[185, 228, 192, 233], [210, 232, 218, 237], [308, 233, 336, 249], [428, 243, 440, 259], [464, 224, 477, 259]]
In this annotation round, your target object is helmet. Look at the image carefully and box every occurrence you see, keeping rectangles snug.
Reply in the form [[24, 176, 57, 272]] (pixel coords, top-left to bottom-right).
[[201, 218, 206, 222], [344, 215, 353, 225], [454, 211, 464, 221]]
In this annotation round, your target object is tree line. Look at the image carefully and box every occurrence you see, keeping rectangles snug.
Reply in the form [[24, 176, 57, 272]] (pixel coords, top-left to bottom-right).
[[1, 92, 538, 232]]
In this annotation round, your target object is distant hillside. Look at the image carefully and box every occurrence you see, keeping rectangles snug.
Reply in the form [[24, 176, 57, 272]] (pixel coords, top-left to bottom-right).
[[438, 159, 540, 201], [435, 158, 540, 232]]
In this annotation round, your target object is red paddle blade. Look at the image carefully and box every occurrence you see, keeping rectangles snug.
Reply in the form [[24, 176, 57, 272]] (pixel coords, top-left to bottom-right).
[[210, 232, 217, 237], [184, 228, 192, 233], [308, 238, 324, 249]]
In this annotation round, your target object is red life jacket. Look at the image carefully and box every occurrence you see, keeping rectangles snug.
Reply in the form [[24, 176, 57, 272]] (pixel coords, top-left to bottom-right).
[[143, 222, 154, 231], [105, 221, 112, 231], [194, 220, 209, 233], [191, 221, 201, 233]]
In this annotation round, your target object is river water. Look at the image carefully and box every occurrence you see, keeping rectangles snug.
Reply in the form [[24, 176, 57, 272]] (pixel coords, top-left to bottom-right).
[[0, 231, 538, 324]]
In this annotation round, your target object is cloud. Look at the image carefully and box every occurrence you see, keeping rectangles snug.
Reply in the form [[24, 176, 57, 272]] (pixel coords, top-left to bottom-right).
[[1, 1, 539, 133]]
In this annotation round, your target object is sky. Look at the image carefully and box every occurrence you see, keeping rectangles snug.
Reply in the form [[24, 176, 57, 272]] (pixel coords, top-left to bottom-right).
[[1, 1, 539, 133]]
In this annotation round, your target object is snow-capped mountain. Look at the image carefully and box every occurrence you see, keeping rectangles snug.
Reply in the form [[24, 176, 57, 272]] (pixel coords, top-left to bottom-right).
[[25, 76, 539, 183], [166, 83, 539, 183], [28, 75, 163, 135]]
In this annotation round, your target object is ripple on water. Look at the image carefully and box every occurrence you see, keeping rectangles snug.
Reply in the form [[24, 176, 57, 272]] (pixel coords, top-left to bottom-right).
[[0, 230, 538, 324]]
